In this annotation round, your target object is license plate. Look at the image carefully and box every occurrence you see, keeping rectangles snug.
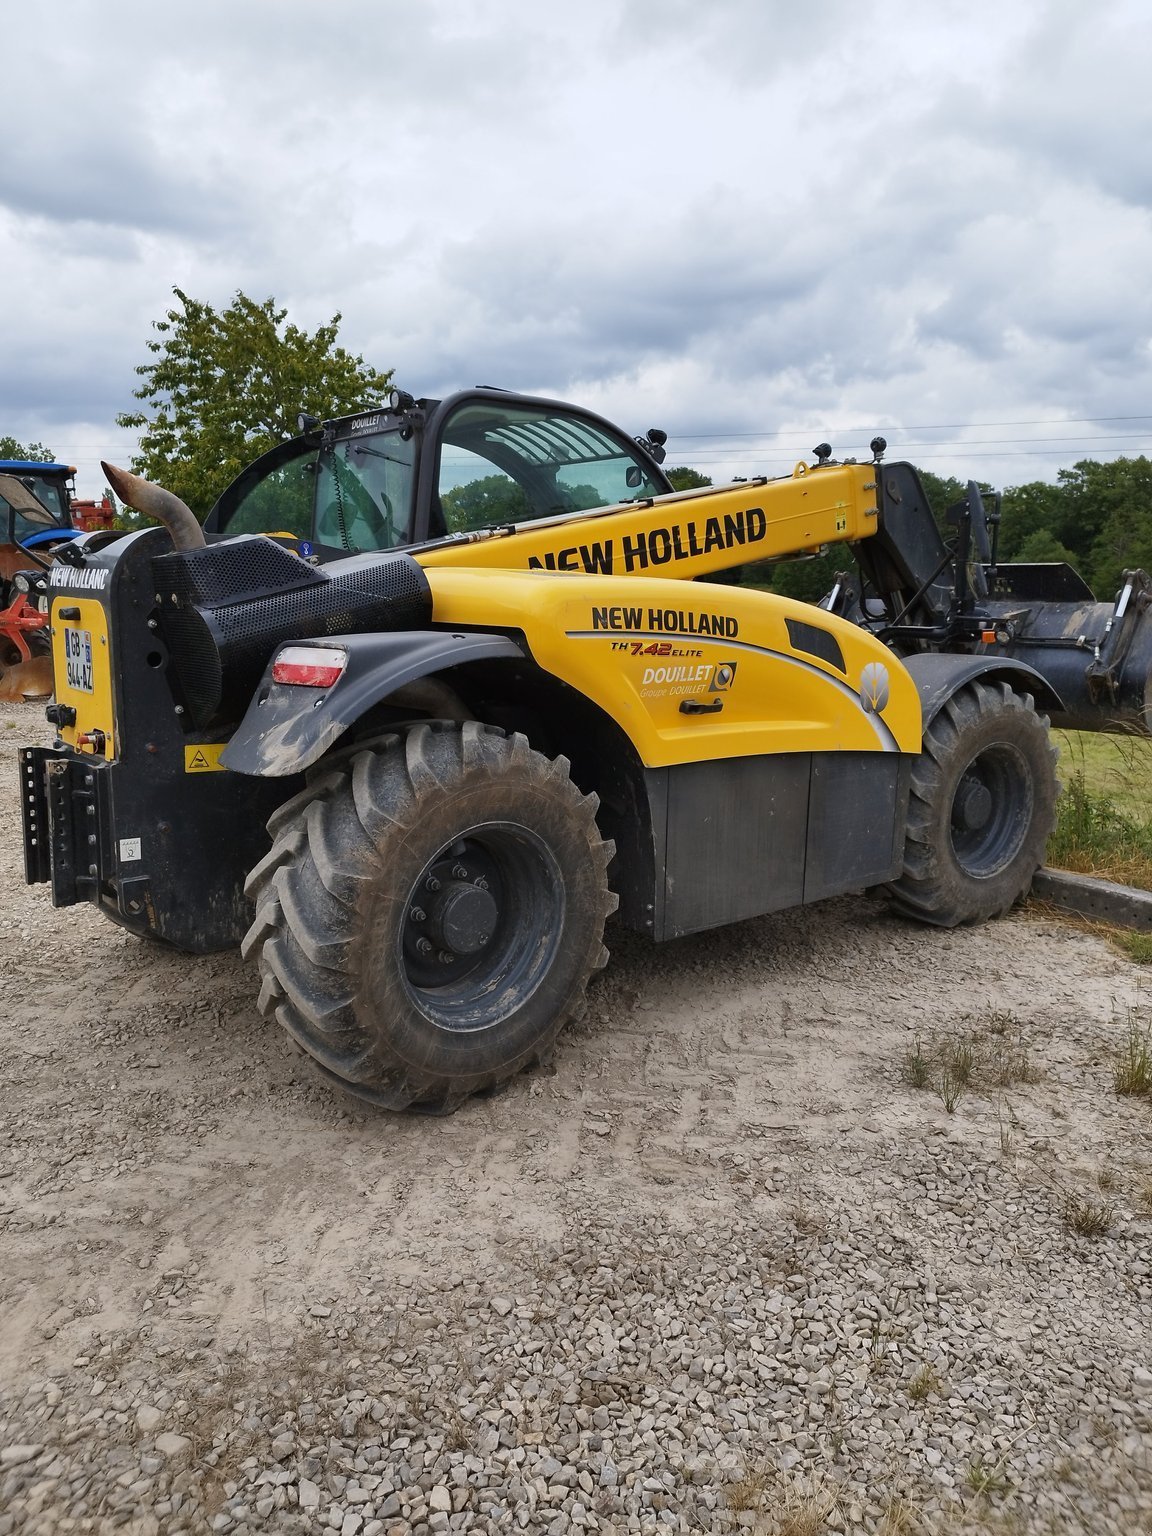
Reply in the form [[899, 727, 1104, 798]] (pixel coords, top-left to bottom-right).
[[64, 628, 94, 693]]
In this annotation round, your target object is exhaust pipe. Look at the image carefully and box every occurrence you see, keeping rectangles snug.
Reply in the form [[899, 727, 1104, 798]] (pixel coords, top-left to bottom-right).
[[101, 462, 206, 552]]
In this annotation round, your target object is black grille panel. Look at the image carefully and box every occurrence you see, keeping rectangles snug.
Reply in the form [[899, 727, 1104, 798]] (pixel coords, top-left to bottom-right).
[[153, 536, 432, 728]]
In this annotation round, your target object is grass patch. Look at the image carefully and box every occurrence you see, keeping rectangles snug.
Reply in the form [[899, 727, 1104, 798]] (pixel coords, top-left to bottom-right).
[[773, 1475, 840, 1536], [1046, 770, 1152, 890], [868, 1323, 893, 1378], [937, 1069, 965, 1115], [878, 1502, 927, 1536], [940, 1037, 977, 1086], [1061, 1192, 1115, 1239], [907, 1364, 944, 1404], [1054, 729, 1152, 820], [966, 1453, 1013, 1498], [901, 1012, 1042, 1112], [726, 1457, 774, 1513], [1116, 931, 1152, 964], [1114, 1013, 1152, 1098], [902, 1035, 932, 1090]]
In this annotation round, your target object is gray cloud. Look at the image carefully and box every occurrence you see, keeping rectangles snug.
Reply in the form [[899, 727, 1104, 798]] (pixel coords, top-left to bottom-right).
[[3, 0, 1152, 496]]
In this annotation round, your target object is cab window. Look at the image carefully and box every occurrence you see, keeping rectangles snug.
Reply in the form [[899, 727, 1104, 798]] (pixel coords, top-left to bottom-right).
[[437, 402, 663, 535], [214, 446, 317, 540]]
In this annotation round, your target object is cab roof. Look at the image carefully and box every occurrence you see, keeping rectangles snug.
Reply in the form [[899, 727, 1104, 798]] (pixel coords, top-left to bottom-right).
[[0, 461, 72, 475]]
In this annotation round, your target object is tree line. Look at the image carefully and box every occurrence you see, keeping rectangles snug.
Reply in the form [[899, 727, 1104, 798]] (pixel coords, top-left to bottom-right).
[[669, 460, 1152, 604]]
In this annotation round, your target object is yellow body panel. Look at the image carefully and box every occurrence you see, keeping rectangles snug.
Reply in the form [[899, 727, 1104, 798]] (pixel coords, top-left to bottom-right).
[[418, 463, 878, 580], [49, 596, 115, 756], [425, 568, 921, 768], [417, 459, 917, 767]]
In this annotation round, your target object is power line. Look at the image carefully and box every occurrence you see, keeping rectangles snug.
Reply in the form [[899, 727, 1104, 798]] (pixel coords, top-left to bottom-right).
[[677, 432, 1152, 453], [675, 443, 1152, 467], [680, 435, 1152, 459], [667, 413, 1152, 439]]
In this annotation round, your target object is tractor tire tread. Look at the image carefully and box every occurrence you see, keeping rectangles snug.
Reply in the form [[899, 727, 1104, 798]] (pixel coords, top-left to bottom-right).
[[244, 722, 615, 1112], [885, 680, 1057, 928]]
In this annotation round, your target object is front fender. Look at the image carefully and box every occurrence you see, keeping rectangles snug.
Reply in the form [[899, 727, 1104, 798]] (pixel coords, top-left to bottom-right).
[[901, 652, 1064, 729], [220, 629, 525, 776]]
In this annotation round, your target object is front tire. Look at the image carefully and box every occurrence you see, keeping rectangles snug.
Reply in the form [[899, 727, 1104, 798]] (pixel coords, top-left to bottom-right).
[[242, 722, 616, 1112], [885, 681, 1058, 927]]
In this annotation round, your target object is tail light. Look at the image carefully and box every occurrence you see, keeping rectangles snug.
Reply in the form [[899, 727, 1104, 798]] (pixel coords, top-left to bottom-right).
[[271, 645, 348, 688]]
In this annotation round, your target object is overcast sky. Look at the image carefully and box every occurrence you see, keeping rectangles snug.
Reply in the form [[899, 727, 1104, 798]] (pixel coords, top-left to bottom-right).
[[4, 0, 1151, 495]]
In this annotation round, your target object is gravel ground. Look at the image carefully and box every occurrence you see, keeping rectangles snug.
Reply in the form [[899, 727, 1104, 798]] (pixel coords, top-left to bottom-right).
[[2, 698, 1151, 1536]]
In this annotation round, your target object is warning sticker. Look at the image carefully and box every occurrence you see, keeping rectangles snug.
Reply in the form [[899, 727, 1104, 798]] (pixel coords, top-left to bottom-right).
[[184, 743, 228, 773], [119, 837, 141, 862]]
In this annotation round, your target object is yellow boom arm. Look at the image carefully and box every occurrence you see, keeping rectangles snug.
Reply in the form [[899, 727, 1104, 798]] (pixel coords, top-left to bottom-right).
[[417, 461, 879, 579]]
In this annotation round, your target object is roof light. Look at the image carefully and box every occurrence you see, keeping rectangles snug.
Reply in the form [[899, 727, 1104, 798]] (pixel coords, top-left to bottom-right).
[[272, 645, 348, 688]]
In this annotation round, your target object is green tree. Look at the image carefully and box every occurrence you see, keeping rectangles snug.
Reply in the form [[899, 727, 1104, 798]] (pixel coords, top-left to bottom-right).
[[997, 480, 1071, 563], [916, 470, 967, 533], [1011, 528, 1079, 566], [441, 474, 532, 531], [0, 436, 54, 461], [665, 466, 712, 491], [117, 288, 393, 516], [762, 549, 845, 604], [1059, 457, 1152, 597]]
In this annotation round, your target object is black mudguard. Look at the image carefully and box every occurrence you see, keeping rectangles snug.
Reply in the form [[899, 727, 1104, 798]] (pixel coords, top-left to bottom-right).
[[901, 652, 1063, 729], [221, 629, 525, 776]]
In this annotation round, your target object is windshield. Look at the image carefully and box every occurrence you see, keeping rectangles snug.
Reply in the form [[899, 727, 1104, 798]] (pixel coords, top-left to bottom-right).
[[212, 430, 416, 553], [316, 433, 415, 553], [0, 472, 66, 545]]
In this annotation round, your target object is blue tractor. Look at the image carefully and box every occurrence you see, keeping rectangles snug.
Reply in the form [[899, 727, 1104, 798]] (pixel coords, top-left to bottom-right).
[[0, 461, 85, 699]]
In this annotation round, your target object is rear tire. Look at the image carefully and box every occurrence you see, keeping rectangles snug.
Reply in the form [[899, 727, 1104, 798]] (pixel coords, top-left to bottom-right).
[[242, 721, 616, 1112], [885, 681, 1057, 927]]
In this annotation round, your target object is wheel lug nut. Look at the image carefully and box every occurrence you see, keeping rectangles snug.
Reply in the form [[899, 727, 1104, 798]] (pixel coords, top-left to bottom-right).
[[416, 937, 433, 956], [452, 863, 469, 879], [438, 951, 454, 965], [425, 876, 441, 892], [409, 906, 426, 923]]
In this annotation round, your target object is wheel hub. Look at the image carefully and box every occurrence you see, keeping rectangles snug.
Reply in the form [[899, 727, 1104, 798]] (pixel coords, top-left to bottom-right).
[[403, 842, 507, 986], [953, 774, 993, 832], [430, 881, 498, 955]]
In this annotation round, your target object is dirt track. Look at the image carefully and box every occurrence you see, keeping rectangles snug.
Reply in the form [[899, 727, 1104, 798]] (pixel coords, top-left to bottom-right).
[[2, 697, 1152, 1533]]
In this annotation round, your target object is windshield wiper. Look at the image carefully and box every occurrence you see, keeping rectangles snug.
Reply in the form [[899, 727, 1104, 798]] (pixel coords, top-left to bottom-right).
[[349, 444, 410, 467]]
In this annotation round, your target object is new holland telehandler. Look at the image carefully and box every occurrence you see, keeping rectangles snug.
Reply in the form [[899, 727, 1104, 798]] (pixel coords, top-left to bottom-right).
[[19, 387, 1152, 1111]]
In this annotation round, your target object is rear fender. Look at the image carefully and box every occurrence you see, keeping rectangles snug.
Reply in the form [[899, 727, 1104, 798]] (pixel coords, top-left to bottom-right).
[[220, 629, 525, 776], [902, 652, 1063, 730]]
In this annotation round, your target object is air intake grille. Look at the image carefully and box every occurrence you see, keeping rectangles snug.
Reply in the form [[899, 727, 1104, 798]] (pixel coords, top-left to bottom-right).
[[153, 536, 432, 728]]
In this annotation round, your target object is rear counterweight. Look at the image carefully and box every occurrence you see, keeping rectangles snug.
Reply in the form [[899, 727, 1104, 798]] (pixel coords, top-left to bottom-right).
[[21, 528, 299, 951]]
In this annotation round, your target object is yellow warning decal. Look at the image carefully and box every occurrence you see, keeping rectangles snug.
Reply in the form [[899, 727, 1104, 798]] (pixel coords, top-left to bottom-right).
[[184, 743, 228, 773]]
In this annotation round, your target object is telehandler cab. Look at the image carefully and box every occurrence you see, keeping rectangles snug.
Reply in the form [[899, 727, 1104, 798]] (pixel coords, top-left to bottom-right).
[[18, 387, 1152, 1111]]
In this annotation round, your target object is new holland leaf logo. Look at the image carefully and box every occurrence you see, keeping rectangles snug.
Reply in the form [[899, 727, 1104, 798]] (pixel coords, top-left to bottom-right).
[[859, 662, 890, 714]]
